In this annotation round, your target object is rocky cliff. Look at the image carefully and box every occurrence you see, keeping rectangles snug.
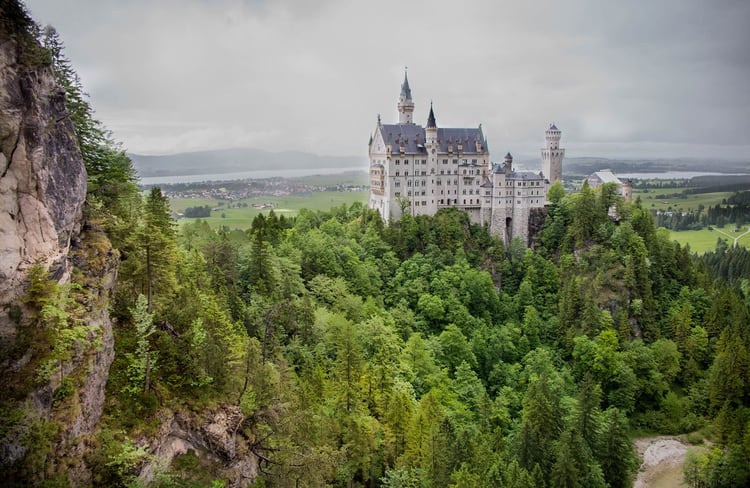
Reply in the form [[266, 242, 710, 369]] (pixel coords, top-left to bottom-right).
[[0, 15, 87, 343], [0, 11, 116, 485]]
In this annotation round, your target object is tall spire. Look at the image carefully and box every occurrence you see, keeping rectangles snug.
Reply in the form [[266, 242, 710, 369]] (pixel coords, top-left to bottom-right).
[[400, 67, 412, 100], [397, 67, 415, 124], [426, 102, 436, 128]]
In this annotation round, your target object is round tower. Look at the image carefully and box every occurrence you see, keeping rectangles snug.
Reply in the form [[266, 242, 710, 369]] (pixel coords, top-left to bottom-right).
[[622, 179, 633, 201], [541, 123, 564, 183], [397, 69, 415, 124]]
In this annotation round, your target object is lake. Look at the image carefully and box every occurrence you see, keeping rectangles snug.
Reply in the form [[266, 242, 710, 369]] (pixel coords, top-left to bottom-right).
[[139, 166, 368, 185]]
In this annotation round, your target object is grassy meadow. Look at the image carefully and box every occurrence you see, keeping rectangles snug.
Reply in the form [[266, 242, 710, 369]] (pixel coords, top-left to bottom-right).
[[171, 190, 368, 230], [668, 225, 750, 254], [634, 188, 750, 253], [636, 188, 733, 212]]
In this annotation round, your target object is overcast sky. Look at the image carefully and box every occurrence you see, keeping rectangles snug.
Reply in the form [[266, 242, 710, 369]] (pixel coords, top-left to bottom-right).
[[23, 0, 750, 161]]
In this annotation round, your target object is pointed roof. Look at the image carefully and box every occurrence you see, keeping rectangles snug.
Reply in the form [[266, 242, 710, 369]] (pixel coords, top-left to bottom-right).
[[548, 123, 559, 131], [505, 152, 513, 160], [400, 70, 412, 99], [426, 103, 437, 128]]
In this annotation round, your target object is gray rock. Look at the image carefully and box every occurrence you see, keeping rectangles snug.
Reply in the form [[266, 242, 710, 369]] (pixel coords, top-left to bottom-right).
[[0, 33, 86, 343]]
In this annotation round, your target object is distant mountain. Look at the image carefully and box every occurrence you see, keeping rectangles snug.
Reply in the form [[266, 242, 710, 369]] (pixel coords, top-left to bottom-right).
[[513, 157, 750, 176], [128, 148, 367, 177]]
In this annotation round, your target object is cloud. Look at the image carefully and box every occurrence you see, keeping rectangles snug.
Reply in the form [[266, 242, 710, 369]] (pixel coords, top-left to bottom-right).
[[23, 0, 750, 159]]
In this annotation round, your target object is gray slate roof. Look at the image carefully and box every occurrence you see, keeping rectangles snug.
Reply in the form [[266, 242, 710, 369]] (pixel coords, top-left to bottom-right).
[[379, 124, 488, 155], [589, 170, 622, 184], [508, 171, 545, 180], [492, 165, 545, 180]]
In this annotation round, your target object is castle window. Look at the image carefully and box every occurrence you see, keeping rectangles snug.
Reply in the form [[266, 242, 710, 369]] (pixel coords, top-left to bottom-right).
[[440, 170, 444, 175], [408, 191, 412, 196], [443, 159, 448, 164], [472, 159, 477, 164], [453, 159, 458, 164], [395, 171, 400, 176], [395, 181, 400, 187], [415, 201, 419, 206], [407, 181, 412, 187], [396, 160, 400, 164], [405, 171, 408, 176], [517, 200, 521, 204], [395, 192, 401, 197]]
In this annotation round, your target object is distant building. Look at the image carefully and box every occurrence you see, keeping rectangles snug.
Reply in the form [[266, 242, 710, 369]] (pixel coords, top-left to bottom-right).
[[368, 71, 564, 244], [587, 170, 633, 201]]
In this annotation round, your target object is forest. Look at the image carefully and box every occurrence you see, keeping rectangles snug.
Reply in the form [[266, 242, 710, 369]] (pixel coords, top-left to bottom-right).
[[2, 4, 750, 487]]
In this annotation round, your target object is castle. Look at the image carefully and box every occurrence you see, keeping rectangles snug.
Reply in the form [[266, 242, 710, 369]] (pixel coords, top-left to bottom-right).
[[368, 72, 564, 244]]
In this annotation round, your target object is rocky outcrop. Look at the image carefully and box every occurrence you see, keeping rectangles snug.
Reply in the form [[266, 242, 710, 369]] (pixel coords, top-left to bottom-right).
[[138, 405, 259, 487], [0, 25, 87, 344], [0, 17, 114, 485]]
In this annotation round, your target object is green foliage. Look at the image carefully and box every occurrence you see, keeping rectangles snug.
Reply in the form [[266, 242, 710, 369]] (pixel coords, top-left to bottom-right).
[[93, 186, 750, 486], [122, 295, 157, 396]]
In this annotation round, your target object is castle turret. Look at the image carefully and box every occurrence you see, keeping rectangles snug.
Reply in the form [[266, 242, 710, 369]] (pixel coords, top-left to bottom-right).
[[425, 102, 438, 144], [397, 69, 415, 124], [541, 123, 564, 183], [503, 152, 513, 173]]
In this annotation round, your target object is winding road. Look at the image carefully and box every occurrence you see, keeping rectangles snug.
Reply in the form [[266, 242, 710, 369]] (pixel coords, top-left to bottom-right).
[[713, 226, 750, 248]]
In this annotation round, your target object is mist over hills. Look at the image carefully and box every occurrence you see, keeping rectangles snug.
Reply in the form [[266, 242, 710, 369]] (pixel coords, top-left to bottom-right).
[[129, 147, 748, 179], [514, 156, 750, 176], [128, 148, 367, 177]]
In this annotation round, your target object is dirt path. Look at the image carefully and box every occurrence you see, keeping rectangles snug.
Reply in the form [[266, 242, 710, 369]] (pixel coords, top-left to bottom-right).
[[633, 437, 690, 488]]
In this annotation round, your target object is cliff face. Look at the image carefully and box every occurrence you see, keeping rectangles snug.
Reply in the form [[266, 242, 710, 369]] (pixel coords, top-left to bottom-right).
[[0, 28, 87, 343], [0, 17, 115, 485]]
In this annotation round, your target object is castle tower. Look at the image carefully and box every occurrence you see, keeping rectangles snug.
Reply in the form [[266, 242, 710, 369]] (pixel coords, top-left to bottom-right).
[[622, 179, 633, 201], [397, 69, 415, 124], [541, 123, 564, 183], [425, 102, 437, 144], [503, 152, 513, 173]]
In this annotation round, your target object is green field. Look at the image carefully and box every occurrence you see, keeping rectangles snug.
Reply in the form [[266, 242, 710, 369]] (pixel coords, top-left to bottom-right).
[[171, 190, 368, 230], [636, 189, 734, 212], [668, 225, 750, 254], [634, 188, 750, 253]]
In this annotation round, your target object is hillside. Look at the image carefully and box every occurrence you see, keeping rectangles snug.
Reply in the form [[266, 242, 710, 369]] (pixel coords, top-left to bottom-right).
[[558, 157, 750, 176]]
